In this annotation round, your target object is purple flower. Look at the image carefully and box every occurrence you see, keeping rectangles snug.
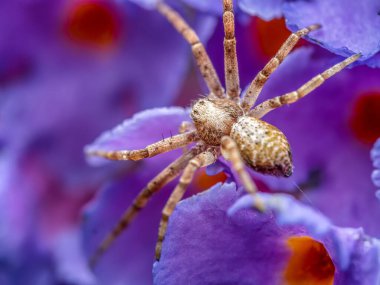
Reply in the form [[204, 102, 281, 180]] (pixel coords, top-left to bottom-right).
[[239, 0, 283, 21], [230, 192, 380, 284], [248, 46, 380, 237], [154, 183, 380, 284], [0, 0, 217, 283], [372, 139, 380, 199], [82, 1, 380, 284], [282, 0, 380, 64], [188, 0, 380, 65]]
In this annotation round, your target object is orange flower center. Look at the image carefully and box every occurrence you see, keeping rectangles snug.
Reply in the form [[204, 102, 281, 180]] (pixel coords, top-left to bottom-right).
[[192, 169, 227, 193], [349, 91, 380, 144], [64, 0, 121, 48], [284, 236, 335, 285], [249, 17, 307, 59]]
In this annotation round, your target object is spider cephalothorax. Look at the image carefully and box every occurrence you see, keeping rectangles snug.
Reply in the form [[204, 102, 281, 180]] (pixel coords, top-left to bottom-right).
[[86, 0, 360, 268], [191, 98, 243, 145]]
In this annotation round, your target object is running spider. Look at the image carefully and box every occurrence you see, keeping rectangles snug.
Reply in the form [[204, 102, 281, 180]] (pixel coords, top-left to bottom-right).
[[86, 0, 360, 267]]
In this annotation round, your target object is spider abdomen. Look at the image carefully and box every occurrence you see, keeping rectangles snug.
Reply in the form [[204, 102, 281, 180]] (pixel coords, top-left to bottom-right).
[[191, 98, 243, 145], [230, 116, 293, 177]]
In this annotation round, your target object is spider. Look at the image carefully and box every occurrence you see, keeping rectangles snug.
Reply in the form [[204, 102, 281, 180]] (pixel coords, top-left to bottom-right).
[[86, 0, 360, 268]]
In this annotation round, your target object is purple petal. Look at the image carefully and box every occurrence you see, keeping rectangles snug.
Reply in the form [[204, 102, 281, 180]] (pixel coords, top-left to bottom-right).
[[247, 46, 380, 237], [373, 170, 380, 187], [182, 0, 222, 15], [205, 160, 225, 175], [283, 0, 380, 62], [129, 0, 158, 9], [239, 0, 283, 21], [85, 107, 190, 165], [371, 138, 380, 162], [229, 193, 331, 236], [153, 183, 297, 285], [230, 193, 380, 283], [53, 229, 96, 285]]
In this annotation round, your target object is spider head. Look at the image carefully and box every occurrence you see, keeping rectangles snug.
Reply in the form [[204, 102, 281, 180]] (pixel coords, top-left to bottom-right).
[[191, 98, 243, 145], [231, 116, 293, 177]]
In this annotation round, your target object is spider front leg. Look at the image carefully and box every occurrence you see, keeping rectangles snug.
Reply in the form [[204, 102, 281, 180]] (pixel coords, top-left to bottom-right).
[[221, 136, 265, 210], [179, 121, 194, 153], [179, 121, 194, 134], [155, 148, 218, 260], [250, 53, 361, 118], [89, 144, 206, 268], [157, 2, 224, 98], [223, 0, 240, 101], [86, 130, 198, 161], [241, 24, 321, 111]]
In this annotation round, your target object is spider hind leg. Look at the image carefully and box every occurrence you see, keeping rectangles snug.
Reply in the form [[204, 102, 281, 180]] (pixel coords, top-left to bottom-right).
[[88, 144, 205, 268], [221, 136, 265, 211], [155, 148, 218, 260]]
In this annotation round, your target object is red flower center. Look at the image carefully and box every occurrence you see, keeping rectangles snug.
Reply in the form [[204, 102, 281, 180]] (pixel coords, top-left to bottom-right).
[[64, 0, 121, 48], [249, 17, 307, 59], [284, 236, 335, 285], [349, 91, 380, 144], [192, 169, 227, 193]]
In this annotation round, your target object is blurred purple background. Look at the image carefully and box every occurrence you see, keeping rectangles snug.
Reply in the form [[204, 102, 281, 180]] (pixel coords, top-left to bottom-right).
[[1, 0, 379, 284]]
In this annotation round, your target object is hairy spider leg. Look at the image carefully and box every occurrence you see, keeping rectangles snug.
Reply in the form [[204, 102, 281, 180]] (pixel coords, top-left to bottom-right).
[[223, 0, 240, 101], [179, 121, 195, 153], [89, 144, 206, 268], [241, 24, 321, 111], [250, 53, 361, 118], [86, 131, 198, 161], [221, 136, 265, 211], [157, 2, 224, 98], [179, 121, 194, 134], [155, 148, 218, 260]]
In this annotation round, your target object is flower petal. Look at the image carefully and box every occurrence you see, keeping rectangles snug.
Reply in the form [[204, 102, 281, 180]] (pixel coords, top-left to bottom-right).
[[246, 45, 380, 237], [182, 0, 222, 15], [239, 0, 283, 21], [85, 107, 190, 165], [153, 183, 297, 285], [283, 0, 380, 62], [230, 193, 380, 283]]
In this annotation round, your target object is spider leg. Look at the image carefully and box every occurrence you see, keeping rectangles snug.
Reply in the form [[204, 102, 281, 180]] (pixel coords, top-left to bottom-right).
[[221, 136, 265, 210], [86, 130, 198, 161], [241, 24, 321, 111], [89, 144, 206, 268], [155, 148, 218, 260], [178, 121, 194, 153], [157, 2, 224, 98], [250, 53, 361, 118], [223, 0, 240, 101], [179, 121, 194, 134]]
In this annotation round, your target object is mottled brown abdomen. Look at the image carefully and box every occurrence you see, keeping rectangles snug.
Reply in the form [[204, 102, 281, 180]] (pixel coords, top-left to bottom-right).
[[230, 116, 293, 177]]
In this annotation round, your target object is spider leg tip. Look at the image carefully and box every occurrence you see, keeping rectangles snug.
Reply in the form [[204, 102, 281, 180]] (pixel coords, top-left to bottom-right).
[[309, 23, 322, 31]]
